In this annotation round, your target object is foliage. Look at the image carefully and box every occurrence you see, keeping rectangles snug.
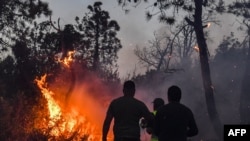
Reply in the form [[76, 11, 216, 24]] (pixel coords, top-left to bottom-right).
[[0, 0, 54, 99], [75, 1, 122, 79], [228, 0, 250, 19], [117, 0, 224, 25], [0, 91, 49, 140], [0, 0, 51, 53], [211, 33, 247, 123], [227, 0, 250, 124]]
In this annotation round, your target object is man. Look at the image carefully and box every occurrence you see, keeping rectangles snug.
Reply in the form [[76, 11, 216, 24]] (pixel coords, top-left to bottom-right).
[[102, 80, 153, 141], [154, 85, 198, 141]]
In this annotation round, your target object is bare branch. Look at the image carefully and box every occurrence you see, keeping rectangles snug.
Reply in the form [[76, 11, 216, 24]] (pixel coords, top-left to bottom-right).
[[49, 16, 61, 32]]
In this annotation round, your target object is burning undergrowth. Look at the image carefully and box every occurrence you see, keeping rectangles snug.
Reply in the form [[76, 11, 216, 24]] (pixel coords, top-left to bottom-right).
[[32, 62, 121, 141]]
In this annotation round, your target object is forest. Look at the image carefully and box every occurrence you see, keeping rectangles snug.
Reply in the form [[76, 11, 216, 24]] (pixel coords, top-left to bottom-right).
[[0, 0, 249, 141]]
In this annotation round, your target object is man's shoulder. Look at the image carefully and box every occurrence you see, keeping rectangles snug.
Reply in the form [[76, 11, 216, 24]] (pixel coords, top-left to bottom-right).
[[111, 96, 144, 104], [180, 103, 193, 111], [109, 96, 123, 105], [160, 103, 192, 112], [176, 103, 195, 118], [111, 96, 124, 103]]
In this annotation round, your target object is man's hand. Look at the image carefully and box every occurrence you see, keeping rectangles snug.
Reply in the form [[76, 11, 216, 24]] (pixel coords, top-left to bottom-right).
[[140, 118, 147, 128]]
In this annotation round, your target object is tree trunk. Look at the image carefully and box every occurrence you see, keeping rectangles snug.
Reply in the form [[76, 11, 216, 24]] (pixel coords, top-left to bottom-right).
[[93, 20, 100, 71], [193, 0, 222, 138], [240, 28, 250, 124]]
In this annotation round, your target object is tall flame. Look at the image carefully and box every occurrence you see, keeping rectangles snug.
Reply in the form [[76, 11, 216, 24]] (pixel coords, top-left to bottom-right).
[[34, 51, 112, 140], [35, 74, 102, 140], [35, 74, 61, 121]]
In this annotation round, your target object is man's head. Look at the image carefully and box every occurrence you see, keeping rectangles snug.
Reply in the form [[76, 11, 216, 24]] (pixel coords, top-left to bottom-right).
[[123, 80, 135, 97], [168, 85, 181, 102], [153, 98, 165, 111]]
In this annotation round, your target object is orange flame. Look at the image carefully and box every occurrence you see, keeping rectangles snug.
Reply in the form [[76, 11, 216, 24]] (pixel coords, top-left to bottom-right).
[[34, 51, 113, 140], [207, 22, 211, 28], [35, 74, 102, 140], [35, 74, 61, 121], [56, 51, 75, 68], [193, 45, 199, 52]]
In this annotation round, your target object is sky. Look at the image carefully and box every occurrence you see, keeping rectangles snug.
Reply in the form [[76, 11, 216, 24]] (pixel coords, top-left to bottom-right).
[[42, 0, 242, 78]]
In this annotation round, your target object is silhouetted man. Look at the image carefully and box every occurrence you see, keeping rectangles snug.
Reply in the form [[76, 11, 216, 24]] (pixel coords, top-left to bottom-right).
[[154, 85, 198, 141], [102, 80, 153, 141]]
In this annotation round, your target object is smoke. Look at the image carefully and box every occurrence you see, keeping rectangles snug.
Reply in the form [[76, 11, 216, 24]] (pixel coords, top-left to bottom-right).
[[36, 46, 246, 141], [129, 44, 246, 141]]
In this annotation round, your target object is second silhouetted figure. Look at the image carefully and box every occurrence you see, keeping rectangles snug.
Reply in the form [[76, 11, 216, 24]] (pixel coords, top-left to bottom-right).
[[154, 85, 198, 141]]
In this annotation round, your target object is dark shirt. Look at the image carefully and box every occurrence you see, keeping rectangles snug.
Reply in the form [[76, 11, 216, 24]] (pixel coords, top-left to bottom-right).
[[154, 102, 198, 141], [106, 96, 152, 139]]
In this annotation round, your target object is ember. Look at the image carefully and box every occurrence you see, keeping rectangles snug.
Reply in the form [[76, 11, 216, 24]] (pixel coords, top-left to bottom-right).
[[194, 45, 199, 52], [56, 51, 75, 68]]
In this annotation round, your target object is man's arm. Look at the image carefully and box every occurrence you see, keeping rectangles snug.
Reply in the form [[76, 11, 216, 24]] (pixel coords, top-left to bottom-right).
[[187, 112, 198, 137], [102, 113, 113, 141]]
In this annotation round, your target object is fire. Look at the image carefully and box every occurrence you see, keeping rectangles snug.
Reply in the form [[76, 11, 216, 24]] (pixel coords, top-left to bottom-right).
[[207, 22, 211, 28], [33, 51, 113, 140], [56, 51, 75, 68], [193, 45, 199, 52], [35, 74, 61, 120], [35, 74, 104, 140]]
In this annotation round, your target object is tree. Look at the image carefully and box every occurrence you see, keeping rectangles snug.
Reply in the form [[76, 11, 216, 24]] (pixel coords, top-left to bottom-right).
[[211, 32, 247, 124], [0, 1, 53, 139], [0, 0, 51, 53], [135, 20, 196, 72], [228, 0, 250, 124], [75, 1, 122, 77], [134, 32, 171, 71], [0, 0, 53, 99], [118, 0, 225, 137]]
